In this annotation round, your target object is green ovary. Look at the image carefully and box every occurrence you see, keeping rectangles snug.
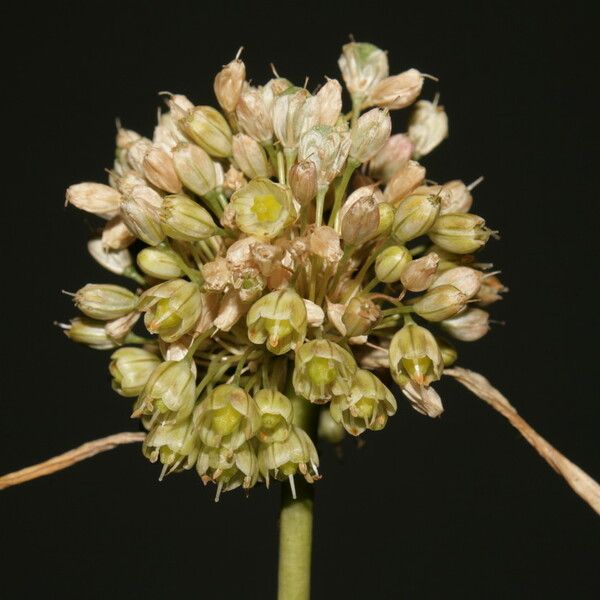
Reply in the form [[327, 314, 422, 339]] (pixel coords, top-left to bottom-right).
[[252, 194, 282, 223], [354, 396, 376, 420], [280, 461, 298, 476], [153, 299, 181, 329], [401, 356, 432, 382], [211, 404, 242, 436], [306, 356, 336, 386], [261, 413, 286, 431]]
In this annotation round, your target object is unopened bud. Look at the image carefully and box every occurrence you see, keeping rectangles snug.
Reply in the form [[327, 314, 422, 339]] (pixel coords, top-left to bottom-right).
[[408, 99, 449, 158], [298, 125, 351, 187], [214, 54, 246, 113], [375, 245, 412, 283], [172, 142, 216, 197], [428, 213, 491, 254], [126, 138, 153, 174], [318, 409, 345, 444], [400, 252, 439, 291], [166, 94, 194, 123], [236, 87, 273, 143], [182, 106, 232, 157], [366, 69, 424, 109], [101, 217, 136, 250], [59, 317, 117, 350], [121, 185, 165, 246], [413, 284, 466, 322], [369, 133, 414, 183], [436, 336, 458, 367], [232, 133, 272, 179], [109, 347, 161, 397], [350, 108, 391, 163], [338, 42, 389, 100], [431, 266, 482, 298], [74, 284, 138, 321], [477, 275, 508, 305], [137, 247, 184, 280], [289, 160, 317, 205], [340, 187, 380, 245], [161, 194, 218, 241], [342, 296, 381, 337], [143, 147, 182, 194], [392, 193, 440, 242], [441, 308, 490, 341], [383, 160, 426, 205], [66, 183, 121, 219], [273, 88, 319, 149], [415, 179, 474, 214], [316, 78, 343, 126]]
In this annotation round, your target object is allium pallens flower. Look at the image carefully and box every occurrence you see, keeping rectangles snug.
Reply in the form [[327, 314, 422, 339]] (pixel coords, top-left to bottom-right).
[[60, 41, 503, 501]]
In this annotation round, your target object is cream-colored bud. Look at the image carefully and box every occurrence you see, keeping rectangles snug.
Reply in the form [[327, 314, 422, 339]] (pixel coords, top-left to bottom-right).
[[101, 216, 136, 250], [309, 225, 343, 263], [120, 185, 165, 246], [383, 160, 426, 205], [201, 257, 232, 291], [247, 288, 308, 355], [392, 193, 440, 242], [429, 213, 491, 254], [369, 133, 414, 183], [318, 409, 345, 444], [182, 106, 232, 157], [236, 86, 273, 143], [375, 245, 412, 283], [400, 252, 439, 291], [366, 69, 424, 109], [436, 336, 458, 367], [143, 147, 182, 194], [153, 111, 187, 154], [109, 347, 160, 397], [223, 165, 247, 196], [255, 389, 294, 443], [350, 108, 392, 163], [87, 239, 132, 275], [160, 194, 217, 241], [231, 178, 295, 240], [441, 308, 490, 341], [116, 126, 141, 150], [126, 138, 153, 174], [415, 179, 474, 214], [232, 133, 272, 179], [298, 125, 351, 187], [340, 187, 380, 245], [431, 266, 482, 299], [136, 247, 183, 280], [74, 284, 138, 321], [214, 54, 246, 113], [166, 94, 194, 122], [139, 279, 203, 342], [342, 296, 381, 337], [66, 182, 121, 219], [413, 284, 467, 322], [105, 311, 140, 343], [401, 381, 443, 418], [273, 88, 319, 149], [303, 299, 325, 327], [338, 42, 389, 99], [316, 78, 343, 126], [389, 321, 443, 387], [59, 317, 117, 350], [289, 159, 317, 205], [477, 275, 508, 305], [408, 99, 449, 158]]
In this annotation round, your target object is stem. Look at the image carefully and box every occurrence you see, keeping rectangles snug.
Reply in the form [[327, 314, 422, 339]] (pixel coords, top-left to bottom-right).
[[278, 373, 318, 600]]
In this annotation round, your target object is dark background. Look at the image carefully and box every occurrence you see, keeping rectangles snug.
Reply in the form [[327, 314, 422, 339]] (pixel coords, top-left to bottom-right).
[[1, 1, 598, 598]]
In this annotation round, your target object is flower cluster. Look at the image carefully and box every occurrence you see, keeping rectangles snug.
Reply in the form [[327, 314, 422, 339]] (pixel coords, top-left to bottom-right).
[[61, 42, 505, 500]]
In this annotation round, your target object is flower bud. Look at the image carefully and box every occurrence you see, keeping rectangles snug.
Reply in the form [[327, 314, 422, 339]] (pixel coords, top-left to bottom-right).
[[143, 147, 182, 194], [477, 275, 508, 305], [340, 187, 380, 245], [400, 252, 439, 292], [401, 381, 444, 418], [258, 425, 320, 495], [144, 418, 199, 475], [214, 54, 246, 113], [66, 182, 121, 219], [392, 193, 440, 242], [254, 389, 294, 443], [375, 245, 412, 283], [441, 308, 490, 341], [236, 86, 273, 143], [132, 359, 196, 420], [376, 202, 395, 236], [247, 288, 307, 355], [231, 178, 296, 240], [298, 125, 351, 187], [413, 284, 467, 322], [309, 225, 343, 263], [365, 69, 424, 109], [121, 185, 165, 246], [431, 266, 482, 299], [126, 138, 153, 174], [436, 336, 458, 367], [194, 384, 260, 450], [383, 160, 426, 205], [415, 179, 474, 214], [165, 94, 194, 122], [139, 279, 202, 342], [232, 133, 272, 179], [428, 213, 491, 254], [74, 283, 138, 320], [330, 369, 396, 435], [273, 88, 319, 149], [349, 108, 391, 163], [59, 317, 118, 350], [182, 106, 232, 157], [109, 347, 161, 397], [289, 159, 317, 205], [153, 111, 187, 154], [105, 311, 140, 344], [172, 142, 217, 197], [316, 78, 343, 126], [101, 216, 136, 250], [408, 99, 449, 158], [369, 133, 414, 183], [389, 321, 443, 387], [338, 42, 389, 99], [342, 296, 381, 338], [318, 409, 345, 444], [293, 339, 357, 403], [160, 194, 218, 241], [87, 239, 132, 275], [136, 247, 183, 280]]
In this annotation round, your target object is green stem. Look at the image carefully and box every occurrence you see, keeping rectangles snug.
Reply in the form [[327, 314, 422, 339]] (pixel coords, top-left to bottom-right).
[[315, 186, 327, 227]]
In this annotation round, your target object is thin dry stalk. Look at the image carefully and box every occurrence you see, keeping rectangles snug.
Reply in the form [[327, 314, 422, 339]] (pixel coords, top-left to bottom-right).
[[0, 432, 145, 490], [445, 367, 600, 516]]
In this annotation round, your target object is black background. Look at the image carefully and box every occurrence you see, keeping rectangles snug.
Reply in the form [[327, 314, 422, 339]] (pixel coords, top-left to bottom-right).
[[2, 1, 598, 598]]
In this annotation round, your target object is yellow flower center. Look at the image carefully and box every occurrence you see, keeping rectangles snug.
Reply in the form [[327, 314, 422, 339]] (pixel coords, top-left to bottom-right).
[[211, 404, 242, 436], [306, 356, 336, 386], [354, 397, 376, 420], [252, 194, 282, 223], [280, 461, 298, 476], [401, 356, 432, 384], [261, 412, 286, 431], [153, 298, 181, 329]]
